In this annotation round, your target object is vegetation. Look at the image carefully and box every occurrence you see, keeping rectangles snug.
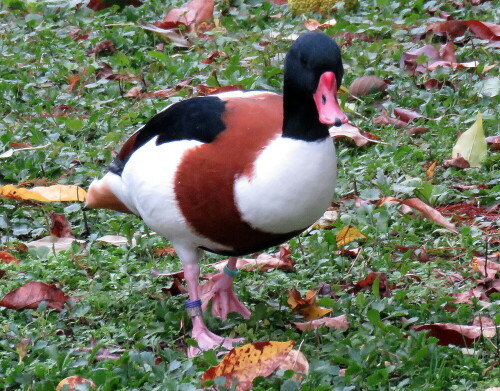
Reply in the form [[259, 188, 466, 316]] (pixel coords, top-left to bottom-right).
[[0, 0, 498, 390]]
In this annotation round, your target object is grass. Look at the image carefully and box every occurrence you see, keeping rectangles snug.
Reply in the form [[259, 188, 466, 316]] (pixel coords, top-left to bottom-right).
[[0, 0, 499, 390]]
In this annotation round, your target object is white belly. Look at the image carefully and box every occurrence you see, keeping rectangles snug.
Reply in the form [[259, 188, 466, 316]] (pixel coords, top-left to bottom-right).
[[234, 136, 336, 233]]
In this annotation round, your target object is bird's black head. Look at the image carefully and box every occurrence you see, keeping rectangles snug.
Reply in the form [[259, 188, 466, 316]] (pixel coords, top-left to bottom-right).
[[284, 32, 344, 96], [283, 32, 347, 132]]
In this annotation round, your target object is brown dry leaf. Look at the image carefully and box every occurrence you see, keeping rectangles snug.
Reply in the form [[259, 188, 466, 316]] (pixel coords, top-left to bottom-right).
[[425, 20, 500, 41], [89, 40, 116, 55], [378, 197, 457, 231], [161, 278, 187, 296], [347, 272, 390, 296], [443, 153, 471, 169], [56, 376, 96, 391], [486, 135, 500, 151], [373, 114, 408, 129], [276, 349, 309, 381], [329, 122, 382, 146], [0, 281, 70, 312], [413, 323, 497, 347], [393, 108, 426, 122], [50, 211, 74, 238], [336, 225, 366, 247], [26, 236, 82, 252], [293, 314, 349, 331], [155, 0, 214, 31], [472, 253, 500, 278], [125, 87, 177, 100], [0, 251, 20, 265], [348, 75, 387, 98], [433, 268, 464, 284], [201, 340, 294, 391], [287, 288, 332, 320]]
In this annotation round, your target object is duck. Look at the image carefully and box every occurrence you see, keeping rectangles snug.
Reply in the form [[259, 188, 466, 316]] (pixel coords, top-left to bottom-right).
[[85, 32, 348, 357]]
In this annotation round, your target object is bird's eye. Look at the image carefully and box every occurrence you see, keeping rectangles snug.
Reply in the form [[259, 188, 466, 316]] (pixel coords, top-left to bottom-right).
[[300, 56, 308, 67]]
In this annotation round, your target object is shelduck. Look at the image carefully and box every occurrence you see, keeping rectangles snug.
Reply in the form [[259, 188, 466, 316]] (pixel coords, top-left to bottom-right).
[[86, 32, 348, 357]]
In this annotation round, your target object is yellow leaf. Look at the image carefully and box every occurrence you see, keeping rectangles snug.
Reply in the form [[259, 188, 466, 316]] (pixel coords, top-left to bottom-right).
[[287, 288, 332, 321], [336, 225, 366, 247], [0, 184, 86, 202], [426, 161, 437, 180], [201, 341, 294, 391], [452, 112, 487, 168]]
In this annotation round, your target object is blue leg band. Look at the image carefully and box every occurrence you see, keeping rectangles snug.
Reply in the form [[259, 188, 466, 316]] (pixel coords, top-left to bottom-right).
[[223, 265, 239, 278]]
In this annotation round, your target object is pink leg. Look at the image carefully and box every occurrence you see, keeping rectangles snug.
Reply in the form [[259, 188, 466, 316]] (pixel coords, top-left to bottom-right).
[[183, 260, 243, 358], [198, 256, 251, 320]]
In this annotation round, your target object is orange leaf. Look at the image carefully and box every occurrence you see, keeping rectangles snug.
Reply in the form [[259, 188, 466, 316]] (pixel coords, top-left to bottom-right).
[[0, 281, 70, 312], [201, 341, 294, 391], [336, 225, 366, 247], [425, 161, 437, 181], [401, 198, 457, 231], [287, 287, 332, 320], [0, 251, 20, 265], [56, 376, 96, 391]]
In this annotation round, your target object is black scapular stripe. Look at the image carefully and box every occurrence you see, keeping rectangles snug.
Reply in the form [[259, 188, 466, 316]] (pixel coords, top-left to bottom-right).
[[109, 96, 227, 175]]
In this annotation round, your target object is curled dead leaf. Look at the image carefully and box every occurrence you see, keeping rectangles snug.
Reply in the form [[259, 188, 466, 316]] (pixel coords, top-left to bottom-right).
[[287, 287, 332, 320], [0, 281, 70, 312], [293, 314, 349, 331], [413, 322, 497, 347]]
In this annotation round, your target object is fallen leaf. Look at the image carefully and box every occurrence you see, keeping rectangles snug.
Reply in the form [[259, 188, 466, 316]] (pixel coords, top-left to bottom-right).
[[425, 20, 500, 41], [161, 278, 187, 296], [87, 0, 142, 11], [425, 161, 438, 181], [309, 209, 338, 230], [56, 376, 96, 391], [452, 112, 487, 168], [401, 198, 457, 231], [0, 184, 86, 202], [373, 114, 408, 129], [152, 247, 177, 257], [66, 75, 80, 93], [287, 288, 332, 320], [293, 314, 349, 331], [26, 236, 82, 252], [304, 18, 337, 31], [443, 153, 471, 169], [137, 22, 190, 47], [276, 349, 309, 381], [207, 244, 294, 274], [348, 75, 387, 98], [50, 211, 74, 238], [393, 108, 425, 122], [0, 144, 50, 159], [472, 253, 500, 278], [347, 272, 390, 296], [96, 235, 136, 246], [155, 0, 214, 31], [16, 338, 30, 363], [0, 251, 20, 265], [336, 225, 366, 247], [201, 340, 294, 391], [413, 322, 497, 347], [88, 39, 116, 55], [329, 122, 383, 146], [0, 281, 70, 311]]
